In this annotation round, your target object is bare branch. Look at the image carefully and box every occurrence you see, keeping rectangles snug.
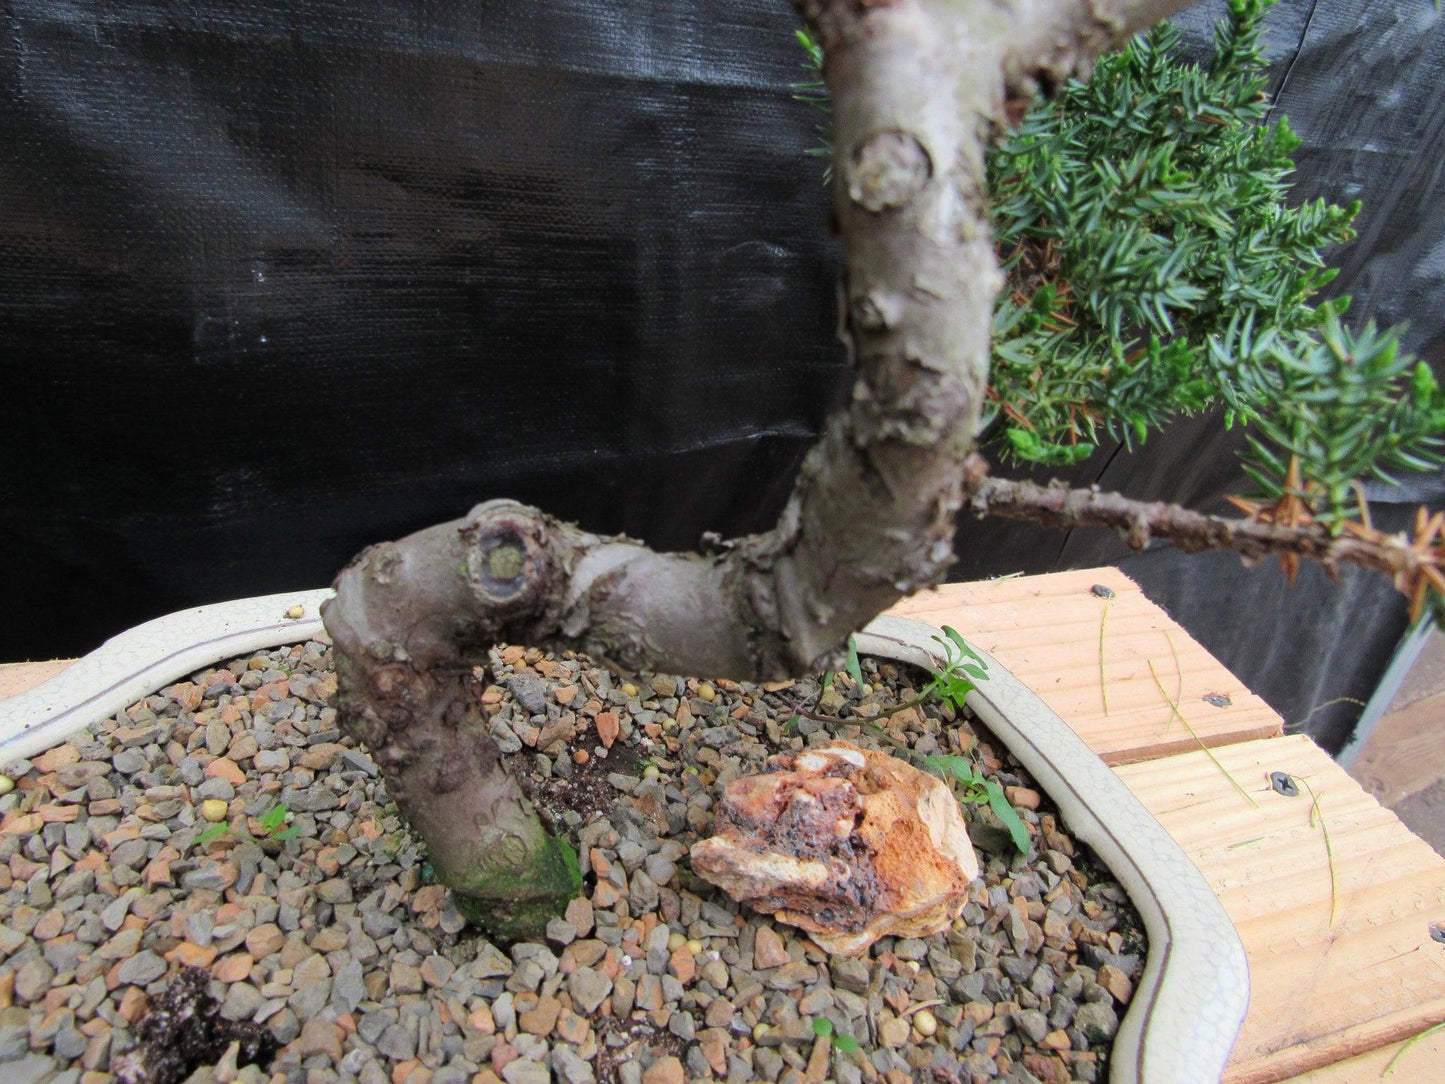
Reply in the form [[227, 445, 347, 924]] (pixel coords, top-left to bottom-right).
[[961, 455, 1445, 611], [993, 0, 1200, 106]]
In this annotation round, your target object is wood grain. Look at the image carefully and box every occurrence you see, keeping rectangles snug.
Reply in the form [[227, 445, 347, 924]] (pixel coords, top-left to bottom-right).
[[1115, 735, 1445, 1083], [4, 570, 1441, 1083], [1278, 1027, 1445, 1082], [0, 659, 73, 702], [1350, 692, 1445, 809], [887, 569, 1284, 763]]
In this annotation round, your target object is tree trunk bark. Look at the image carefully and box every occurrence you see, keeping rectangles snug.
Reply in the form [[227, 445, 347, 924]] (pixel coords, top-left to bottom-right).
[[323, 0, 1201, 939]]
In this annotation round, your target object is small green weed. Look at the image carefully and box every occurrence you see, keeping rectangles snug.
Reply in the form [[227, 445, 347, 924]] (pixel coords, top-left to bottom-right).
[[194, 801, 300, 847], [924, 754, 1032, 856], [784, 626, 1029, 855], [811, 1016, 860, 1053]]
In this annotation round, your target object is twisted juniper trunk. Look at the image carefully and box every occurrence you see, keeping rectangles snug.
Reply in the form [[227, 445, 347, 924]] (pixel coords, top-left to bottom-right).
[[323, 0, 1195, 938]]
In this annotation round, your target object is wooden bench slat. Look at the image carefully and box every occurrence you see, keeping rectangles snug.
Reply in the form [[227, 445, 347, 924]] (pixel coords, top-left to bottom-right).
[[886, 569, 1284, 763], [1114, 734, 1445, 1083]]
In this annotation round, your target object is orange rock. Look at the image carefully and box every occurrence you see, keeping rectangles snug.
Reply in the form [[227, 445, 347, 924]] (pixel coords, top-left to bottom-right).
[[518, 993, 561, 1036], [411, 885, 447, 913], [213, 953, 254, 983], [32, 909, 64, 941], [2, 812, 44, 836], [295, 1017, 345, 1061], [753, 924, 789, 970], [1098, 963, 1134, 1004], [555, 1008, 589, 1045], [595, 711, 620, 749], [204, 758, 245, 786], [667, 947, 695, 985], [805, 1035, 831, 1084], [690, 742, 979, 956], [1040, 1028, 1071, 1051], [118, 986, 148, 1022], [635, 975, 664, 1012], [167, 942, 218, 969], [102, 825, 142, 850], [467, 1004, 496, 1035], [699, 1029, 729, 1076], [1005, 785, 1042, 810], [641, 1056, 684, 1084], [246, 924, 284, 958], [166, 683, 204, 711], [298, 743, 347, 771], [143, 852, 174, 887], [33, 745, 81, 773]]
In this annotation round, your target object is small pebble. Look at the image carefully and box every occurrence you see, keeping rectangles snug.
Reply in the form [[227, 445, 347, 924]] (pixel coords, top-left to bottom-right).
[[0, 635, 1145, 1084]]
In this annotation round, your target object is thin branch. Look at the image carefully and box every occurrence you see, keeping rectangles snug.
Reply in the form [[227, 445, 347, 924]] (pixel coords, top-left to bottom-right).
[[962, 456, 1444, 614], [995, 0, 1202, 105]]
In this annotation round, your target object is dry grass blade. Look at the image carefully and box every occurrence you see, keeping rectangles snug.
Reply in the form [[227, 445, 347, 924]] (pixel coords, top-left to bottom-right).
[[1298, 776, 1338, 929], [1099, 597, 1112, 716], [1381, 1020, 1445, 1076], [1163, 630, 1183, 732], [1147, 659, 1258, 808]]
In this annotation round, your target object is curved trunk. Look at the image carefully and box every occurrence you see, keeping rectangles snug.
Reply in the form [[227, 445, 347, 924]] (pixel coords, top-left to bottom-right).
[[323, 0, 1198, 937]]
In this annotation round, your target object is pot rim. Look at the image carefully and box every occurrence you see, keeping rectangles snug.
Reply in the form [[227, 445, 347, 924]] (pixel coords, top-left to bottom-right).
[[0, 595, 1249, 1083]]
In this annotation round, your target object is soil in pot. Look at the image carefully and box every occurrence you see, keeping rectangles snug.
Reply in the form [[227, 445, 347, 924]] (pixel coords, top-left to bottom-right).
[[0, 633, 1144, 1084]]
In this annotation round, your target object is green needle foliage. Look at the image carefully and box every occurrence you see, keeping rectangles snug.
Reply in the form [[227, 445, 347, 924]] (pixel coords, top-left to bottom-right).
[[797, 0, 1445, 528]]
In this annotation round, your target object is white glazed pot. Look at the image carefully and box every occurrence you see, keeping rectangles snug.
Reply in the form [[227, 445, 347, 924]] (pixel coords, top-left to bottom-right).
[[0, 596, 1249, 1083]]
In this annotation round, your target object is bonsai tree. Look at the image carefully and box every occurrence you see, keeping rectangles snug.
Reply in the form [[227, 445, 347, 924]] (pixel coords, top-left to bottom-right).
[[321, 0, 1445, 939]]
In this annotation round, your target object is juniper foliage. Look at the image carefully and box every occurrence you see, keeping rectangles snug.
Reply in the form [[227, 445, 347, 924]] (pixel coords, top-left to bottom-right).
[[796, 0, 1445, 528]]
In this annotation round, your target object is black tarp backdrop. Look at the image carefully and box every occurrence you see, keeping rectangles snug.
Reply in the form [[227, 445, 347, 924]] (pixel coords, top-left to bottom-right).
[[2, 0, 1441, 753]]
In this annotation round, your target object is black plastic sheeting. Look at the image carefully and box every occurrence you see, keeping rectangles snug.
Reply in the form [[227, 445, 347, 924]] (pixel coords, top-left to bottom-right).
[[2, 1, 1441, 754]]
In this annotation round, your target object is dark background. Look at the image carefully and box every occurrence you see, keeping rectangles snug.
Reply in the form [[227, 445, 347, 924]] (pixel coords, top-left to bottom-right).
[[3, 0, 1441, 754]]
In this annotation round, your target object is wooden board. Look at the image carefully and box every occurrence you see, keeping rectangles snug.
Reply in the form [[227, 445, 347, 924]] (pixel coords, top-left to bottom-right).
[[1279, 1028, 1445, 1082], [5, 569, 1443, 1083], [888, 569, 1284, 764], [1350, 691, 1445, 809], [0, 659, 72, 702], [1114, 735, 1445, 1083]]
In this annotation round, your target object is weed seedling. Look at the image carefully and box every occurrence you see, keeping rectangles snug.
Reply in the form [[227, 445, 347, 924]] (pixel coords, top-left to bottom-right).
[[194, 801, 300, 848]]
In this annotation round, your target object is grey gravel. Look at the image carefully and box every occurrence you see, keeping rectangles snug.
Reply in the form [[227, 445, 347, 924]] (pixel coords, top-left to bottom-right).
[[0, 637, 1145, 1084]]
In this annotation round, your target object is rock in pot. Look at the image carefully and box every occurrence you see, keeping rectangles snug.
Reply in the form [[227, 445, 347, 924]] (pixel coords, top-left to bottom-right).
[[689, 741, 979, 955]]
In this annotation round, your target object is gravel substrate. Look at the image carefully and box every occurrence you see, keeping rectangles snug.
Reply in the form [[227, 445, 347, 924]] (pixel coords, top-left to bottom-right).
[[0, 633, 1144, 1084]]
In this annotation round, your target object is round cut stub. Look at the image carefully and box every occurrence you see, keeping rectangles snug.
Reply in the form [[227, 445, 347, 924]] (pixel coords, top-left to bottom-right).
[[847, 129, 931, 212], [689, 741, 980, 955]]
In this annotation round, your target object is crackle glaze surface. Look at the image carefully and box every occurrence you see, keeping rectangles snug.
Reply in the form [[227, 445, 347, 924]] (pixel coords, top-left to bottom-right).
[[0, 598, 1247, 1081], [0, 589, 332, 764]]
